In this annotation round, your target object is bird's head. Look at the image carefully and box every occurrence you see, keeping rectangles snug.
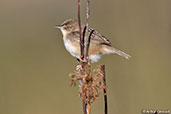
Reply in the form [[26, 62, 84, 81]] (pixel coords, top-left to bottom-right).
[[56, 19, 79, 36]]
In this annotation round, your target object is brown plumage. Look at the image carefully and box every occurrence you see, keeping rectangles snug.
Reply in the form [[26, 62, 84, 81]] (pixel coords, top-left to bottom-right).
[[57, 19, 131, 63]]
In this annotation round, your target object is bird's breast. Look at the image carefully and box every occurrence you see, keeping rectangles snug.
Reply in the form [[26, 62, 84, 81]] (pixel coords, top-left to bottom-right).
[[63, 37, 80, 58]]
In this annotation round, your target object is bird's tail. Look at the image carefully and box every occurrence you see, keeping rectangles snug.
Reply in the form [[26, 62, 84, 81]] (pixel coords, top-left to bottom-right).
[[102, 45, 131, 59]]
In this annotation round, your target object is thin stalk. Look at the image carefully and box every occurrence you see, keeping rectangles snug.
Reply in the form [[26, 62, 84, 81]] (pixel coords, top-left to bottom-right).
[[86, 0, 90, 27], [82, 26, 87, 59], [77, 0, 84, 61], [85, 29, 94, 58], [101, 65, 108, 114]]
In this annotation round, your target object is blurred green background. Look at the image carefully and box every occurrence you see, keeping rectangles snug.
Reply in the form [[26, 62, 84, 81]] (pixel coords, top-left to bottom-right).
[[0, 0, 171, 114]]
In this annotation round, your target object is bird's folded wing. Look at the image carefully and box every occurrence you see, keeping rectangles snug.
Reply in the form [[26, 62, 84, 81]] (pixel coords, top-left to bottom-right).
[[87, 28, 112, 46]]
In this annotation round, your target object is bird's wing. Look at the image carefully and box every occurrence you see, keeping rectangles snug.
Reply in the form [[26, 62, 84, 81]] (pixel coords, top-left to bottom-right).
[[87, 27, 112, 46], [69, 26, 112, 46]]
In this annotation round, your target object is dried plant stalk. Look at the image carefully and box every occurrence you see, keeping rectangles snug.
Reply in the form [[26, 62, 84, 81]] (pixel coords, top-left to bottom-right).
[[101, 65, 108, 114], [77, 0, 84, 61], [77, 0, 87, 114], [72, 0, 108, 114]]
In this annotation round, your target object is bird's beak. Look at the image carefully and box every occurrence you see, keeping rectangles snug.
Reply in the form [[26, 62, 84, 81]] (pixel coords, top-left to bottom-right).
[[56, 25, 62, 29]]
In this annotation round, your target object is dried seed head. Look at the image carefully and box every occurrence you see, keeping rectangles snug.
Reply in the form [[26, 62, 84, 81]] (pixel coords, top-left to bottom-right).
[[69, 65, 106, 104]]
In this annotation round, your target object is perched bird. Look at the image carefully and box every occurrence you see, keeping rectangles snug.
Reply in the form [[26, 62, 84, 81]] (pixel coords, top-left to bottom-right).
[[57, 19, 131, 63]]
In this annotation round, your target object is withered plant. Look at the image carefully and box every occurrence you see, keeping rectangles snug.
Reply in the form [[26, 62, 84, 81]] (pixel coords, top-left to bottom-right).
[[68, 0, 108, 114], [69, 65, 106, 104]]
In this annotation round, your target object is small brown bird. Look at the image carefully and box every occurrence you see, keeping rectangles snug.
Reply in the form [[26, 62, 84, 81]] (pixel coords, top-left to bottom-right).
[[57, 19, 131, 63]]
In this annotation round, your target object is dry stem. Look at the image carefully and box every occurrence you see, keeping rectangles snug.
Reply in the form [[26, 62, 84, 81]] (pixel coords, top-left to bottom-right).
[[73, 0, 108, 114]]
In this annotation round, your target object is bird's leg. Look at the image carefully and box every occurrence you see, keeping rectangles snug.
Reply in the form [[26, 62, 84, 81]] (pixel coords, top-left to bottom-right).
[[85, 56, 91, 66], [87, 60, 91, 66]]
